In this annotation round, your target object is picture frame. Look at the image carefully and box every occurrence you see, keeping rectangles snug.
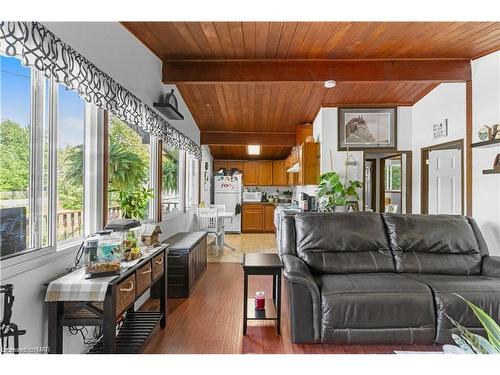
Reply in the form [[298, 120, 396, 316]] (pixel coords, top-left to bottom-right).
[[494, 154, 500, 170], [433, 119, 448, 139], [338, 107, 397, 150]]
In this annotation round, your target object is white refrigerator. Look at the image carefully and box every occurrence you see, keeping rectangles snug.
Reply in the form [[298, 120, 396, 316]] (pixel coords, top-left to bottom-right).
[[214, 174, 242, 233]]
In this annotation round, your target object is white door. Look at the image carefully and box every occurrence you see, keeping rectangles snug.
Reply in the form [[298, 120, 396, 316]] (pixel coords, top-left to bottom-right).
[[428, 149, 462, 214]]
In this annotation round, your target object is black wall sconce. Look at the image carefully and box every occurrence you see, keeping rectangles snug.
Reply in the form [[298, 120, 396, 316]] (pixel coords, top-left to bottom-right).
[[153, 89, 184, 120]]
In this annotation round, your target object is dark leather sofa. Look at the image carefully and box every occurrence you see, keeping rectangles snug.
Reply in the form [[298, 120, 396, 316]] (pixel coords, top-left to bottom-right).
[[281, 212, 500, 344]]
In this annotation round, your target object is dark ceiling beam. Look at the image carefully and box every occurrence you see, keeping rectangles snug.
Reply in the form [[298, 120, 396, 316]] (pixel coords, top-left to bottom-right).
[[163, 59, 471, 84], [201, 131, 296, 147]]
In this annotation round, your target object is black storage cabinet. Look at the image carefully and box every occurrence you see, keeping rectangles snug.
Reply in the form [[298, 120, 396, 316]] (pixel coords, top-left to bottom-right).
[[165, 231, 208, 298]]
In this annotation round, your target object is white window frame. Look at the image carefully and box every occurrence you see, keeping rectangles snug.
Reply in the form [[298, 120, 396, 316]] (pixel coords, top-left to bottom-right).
[[185, 153, 200, 210], [1, 58, 96, 267], [158, 145, 185, 220], [55, 85, 88, 249]]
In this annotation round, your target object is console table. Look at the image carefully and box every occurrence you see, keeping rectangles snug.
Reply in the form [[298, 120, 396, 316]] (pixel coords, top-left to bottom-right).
[[45, 244, 167, 354]]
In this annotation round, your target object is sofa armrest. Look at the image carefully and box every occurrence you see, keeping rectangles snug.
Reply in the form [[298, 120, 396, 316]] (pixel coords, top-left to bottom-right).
[[481, 256, 500, 277], [282, 255, 321, 343]]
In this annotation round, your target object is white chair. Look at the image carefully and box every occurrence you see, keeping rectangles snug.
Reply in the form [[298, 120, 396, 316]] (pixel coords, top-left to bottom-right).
[[209, 204, 226, 248], [197, 208, 224, 255], [209, 204, 226, 214]]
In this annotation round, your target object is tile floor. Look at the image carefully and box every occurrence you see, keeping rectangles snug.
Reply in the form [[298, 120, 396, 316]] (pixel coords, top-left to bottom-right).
[[207, 233, 278, 263]]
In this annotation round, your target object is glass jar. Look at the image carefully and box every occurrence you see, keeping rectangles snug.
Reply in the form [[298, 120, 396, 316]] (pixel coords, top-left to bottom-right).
[[255, 291, 265, 310], [84, 231, 122, 278]]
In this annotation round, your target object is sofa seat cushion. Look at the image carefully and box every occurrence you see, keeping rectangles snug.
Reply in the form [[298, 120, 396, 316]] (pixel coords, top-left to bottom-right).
[[383, 214, 482, 275], [316, 273, 435, 344], [403, 274, 500, 344], [295, 212, 394, 274]]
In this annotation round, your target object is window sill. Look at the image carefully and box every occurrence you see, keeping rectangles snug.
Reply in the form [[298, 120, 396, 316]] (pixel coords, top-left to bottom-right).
[[1, 241, 81, 280]]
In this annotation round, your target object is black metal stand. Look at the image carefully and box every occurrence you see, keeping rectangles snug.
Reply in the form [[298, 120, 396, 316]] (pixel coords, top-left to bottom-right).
[[1, 284, 26, 354]]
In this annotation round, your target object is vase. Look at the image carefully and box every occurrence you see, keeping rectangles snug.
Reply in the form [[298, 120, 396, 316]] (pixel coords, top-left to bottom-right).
[[334, 205, 348, 213]]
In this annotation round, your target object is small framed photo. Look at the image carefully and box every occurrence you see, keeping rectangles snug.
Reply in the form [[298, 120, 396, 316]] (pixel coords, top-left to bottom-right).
[[433, 119, 448, 139], [338, 107, 397, 150]]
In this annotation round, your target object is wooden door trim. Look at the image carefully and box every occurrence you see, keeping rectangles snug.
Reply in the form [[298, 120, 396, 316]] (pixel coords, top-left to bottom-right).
[[420, 139, 464, 215], [363, 157, 377, 212], [377, 151, 412, 214]]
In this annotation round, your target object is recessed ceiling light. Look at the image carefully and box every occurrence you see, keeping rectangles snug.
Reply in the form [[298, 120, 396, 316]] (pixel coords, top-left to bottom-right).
[[324, 80, 336, 88], [247, 145, 261, 155]]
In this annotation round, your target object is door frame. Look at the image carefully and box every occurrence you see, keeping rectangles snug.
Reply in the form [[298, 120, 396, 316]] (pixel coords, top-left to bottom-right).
[[420, 139, 464, 215], [363, 158, 377, 211], [363, 150, 412, 213]]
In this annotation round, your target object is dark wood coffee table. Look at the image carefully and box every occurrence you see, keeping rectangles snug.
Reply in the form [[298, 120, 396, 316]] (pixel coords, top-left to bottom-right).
[[242, 253, 283, 335]]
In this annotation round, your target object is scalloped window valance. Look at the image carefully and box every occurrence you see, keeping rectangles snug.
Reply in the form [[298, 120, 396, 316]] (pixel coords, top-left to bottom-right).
[[0, 21, 201, 159]]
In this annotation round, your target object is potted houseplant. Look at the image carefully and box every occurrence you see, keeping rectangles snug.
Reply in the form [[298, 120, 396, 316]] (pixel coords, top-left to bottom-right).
[[316, 171, 362, 212], [445, 294, 500, 354]]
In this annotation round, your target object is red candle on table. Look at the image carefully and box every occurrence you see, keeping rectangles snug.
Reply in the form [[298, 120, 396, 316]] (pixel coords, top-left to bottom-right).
[[255, 291, 265, 310]]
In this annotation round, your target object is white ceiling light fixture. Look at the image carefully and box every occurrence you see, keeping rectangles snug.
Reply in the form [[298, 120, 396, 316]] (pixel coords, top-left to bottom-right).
[[247, 145, 261, 155], [324, 80, 336, 88]]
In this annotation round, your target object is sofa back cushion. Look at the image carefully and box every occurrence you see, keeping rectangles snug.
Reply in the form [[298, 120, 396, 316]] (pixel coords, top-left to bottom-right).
[[382, 214, 481, 275], [294, 212, 395, 274]]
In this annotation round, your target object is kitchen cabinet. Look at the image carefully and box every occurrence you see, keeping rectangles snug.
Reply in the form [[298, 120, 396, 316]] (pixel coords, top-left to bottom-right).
[[258, 161, 273, 185], [263, 205, 276, 232], [213, 160, 228, 173], [227, 161, 243, 172], [298, 142, 320, 185], [242, 204, 263, 232], [296, 123, 313, 145], [243, 161, 259, 185], [273, 160, 286, 186], [242, 203, 275, 233]]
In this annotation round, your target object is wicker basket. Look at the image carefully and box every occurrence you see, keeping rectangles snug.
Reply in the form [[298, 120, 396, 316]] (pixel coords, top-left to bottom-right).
[[136, 261, 152, 295], [152, 252, 165, 281], [116, 274, 136, 317]]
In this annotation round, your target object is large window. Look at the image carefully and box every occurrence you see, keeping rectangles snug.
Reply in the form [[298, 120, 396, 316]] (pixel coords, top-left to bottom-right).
[[385, 158, 402, 192], [185, 153, 199, 209], [107, 114, 151, 222], [57, 86, 86, 242], [1, 55, 201, 260], [161, 146, 181, 216], [0, 56, 32, 257]]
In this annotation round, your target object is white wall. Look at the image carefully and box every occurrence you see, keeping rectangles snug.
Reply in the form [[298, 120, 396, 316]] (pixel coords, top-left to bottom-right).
[[410, 83, 467, 214], [472, 52, 500, 255], [0, 22, 203, 353]]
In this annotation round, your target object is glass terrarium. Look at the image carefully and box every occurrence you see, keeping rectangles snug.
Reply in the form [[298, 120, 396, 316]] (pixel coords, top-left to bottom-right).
[[84, 231, 122, 278], [104, 218, 142, 262]]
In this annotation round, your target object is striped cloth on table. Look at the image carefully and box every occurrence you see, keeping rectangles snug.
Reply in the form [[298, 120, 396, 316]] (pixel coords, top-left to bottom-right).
[[45, 268, 116, 302]]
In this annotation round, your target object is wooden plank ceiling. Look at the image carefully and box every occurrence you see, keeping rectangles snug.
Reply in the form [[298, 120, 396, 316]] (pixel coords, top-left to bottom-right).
[[122, 22, 500, 160]]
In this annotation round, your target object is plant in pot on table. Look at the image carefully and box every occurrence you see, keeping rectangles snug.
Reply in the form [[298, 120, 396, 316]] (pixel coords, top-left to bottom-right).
[[116, 186, 154, 261], [316, 171, 362, 212]]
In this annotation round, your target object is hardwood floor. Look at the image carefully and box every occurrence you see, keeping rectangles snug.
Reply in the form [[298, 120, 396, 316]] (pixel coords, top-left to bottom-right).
[[142, 262, 442, 354]]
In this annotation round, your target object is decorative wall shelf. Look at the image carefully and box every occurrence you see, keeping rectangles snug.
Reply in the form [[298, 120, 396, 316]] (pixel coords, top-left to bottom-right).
[[471, 139, 500, 148], [482, 169, 500, 175]]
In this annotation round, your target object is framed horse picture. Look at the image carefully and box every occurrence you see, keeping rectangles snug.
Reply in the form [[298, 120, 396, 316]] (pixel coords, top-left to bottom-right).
[[338, 107, 397, 150]]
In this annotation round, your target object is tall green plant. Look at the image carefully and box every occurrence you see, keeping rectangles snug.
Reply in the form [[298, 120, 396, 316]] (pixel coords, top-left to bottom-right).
[[316, 171, 362, 211], [447, 294, 500, 354]]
